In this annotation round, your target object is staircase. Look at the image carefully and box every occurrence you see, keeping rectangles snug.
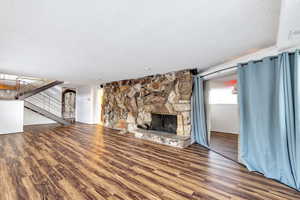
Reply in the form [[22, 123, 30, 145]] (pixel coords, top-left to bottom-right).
[[17, 81, 64, 100], [20, 81, 71, 126], [0, 75, 71, 126], [24, 101, 70, 126]]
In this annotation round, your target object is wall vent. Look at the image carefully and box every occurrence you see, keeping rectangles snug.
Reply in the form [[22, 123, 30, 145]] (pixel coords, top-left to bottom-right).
[[288, 29, 300, 40]]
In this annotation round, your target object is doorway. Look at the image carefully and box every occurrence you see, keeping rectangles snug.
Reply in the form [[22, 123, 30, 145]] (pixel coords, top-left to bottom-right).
[[204, 73, 240, 162], [62, 88, 76, 123], [98, 87, 104, 125]]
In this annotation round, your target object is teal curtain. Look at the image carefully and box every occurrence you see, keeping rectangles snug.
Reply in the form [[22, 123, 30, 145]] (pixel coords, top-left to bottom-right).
[[238, 51, 300, 190], [192, 76, 208, 147]]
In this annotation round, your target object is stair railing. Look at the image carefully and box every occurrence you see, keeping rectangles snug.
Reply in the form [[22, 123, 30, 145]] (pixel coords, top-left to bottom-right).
[[0, 76, 75, 120], [16, 79, 53, 98], [0, 76, 52, 98], [25, 92, 62, 117], [25, 90, 75, 120], [0, 78, 23, 100]]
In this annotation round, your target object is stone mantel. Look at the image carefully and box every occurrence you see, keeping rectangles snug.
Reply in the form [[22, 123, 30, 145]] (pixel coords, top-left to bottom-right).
[[102, 69, 193, 147]]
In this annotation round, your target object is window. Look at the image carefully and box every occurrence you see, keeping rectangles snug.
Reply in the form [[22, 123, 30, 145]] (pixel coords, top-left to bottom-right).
[[209, 86, 237, 104]]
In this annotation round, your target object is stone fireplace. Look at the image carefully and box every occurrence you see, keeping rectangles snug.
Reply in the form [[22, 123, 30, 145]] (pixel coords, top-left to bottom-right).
[[102, 69, 193, 148]]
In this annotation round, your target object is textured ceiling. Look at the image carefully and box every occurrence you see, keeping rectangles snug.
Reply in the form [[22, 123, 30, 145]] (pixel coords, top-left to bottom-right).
[[277, 0, 300, 48], [0, 0, 281, 84]]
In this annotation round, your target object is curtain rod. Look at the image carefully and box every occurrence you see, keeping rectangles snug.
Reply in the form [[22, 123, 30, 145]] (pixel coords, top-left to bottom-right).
[[199, 66, 237, 78], [198, 51, 297, 78]]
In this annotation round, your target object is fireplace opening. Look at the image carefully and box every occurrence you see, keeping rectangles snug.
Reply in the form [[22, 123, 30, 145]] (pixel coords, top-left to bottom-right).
[[149, 113, 177, 134]]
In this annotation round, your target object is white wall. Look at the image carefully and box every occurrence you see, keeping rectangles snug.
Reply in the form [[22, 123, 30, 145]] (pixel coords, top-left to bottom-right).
[[76, 86, 93, 124], [92, 87, 102, 124], [24, 108, 56, 125], [44, 86, 63, 117], [0, 100, 24, 134], [76, 85, 101, 124], [210, 104, 239, 134]]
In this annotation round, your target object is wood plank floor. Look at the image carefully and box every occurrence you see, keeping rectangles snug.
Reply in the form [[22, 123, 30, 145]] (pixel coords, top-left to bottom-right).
[[210, 131, 239, 161], [0, 124, 299, 200]]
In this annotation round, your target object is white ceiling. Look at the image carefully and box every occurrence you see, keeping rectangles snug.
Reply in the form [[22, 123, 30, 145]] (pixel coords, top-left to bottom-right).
[[0, 0, 281, 85], [277, 0, 300, 49]]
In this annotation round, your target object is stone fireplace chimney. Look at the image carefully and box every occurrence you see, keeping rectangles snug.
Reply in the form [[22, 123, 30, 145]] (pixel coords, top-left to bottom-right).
[[102, 69, 193, 147]]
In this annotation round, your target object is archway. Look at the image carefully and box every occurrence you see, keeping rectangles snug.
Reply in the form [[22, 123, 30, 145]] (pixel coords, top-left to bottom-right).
[[62, 89, 76, 122]]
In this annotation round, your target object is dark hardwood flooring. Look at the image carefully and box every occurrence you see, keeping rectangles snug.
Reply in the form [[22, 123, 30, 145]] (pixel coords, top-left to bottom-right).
[[210, 131, 239, 161], [0, 124, 299, 200]]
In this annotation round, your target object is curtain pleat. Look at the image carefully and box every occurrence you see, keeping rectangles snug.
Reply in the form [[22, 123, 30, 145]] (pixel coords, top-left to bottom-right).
[[191, 76, 208, 147], [238, 51, 300, 190]]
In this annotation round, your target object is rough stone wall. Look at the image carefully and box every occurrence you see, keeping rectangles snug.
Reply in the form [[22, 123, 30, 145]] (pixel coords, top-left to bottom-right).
[[103, 70, 193, 136]]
